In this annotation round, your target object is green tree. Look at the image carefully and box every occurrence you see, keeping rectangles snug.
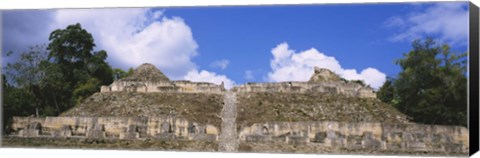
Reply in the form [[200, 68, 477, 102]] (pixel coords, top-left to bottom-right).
[[4, 45, 49, 116], [88, 50, 113, 85], [386, 38, 467, 126], [2, 74, 37, 134], [127, 67, 134, 76], [377, 77, 395, 105], [47, 23, 114, 107], [48, 23, 95, 67], [38, 61, 71, 114], [72, 78, 101, 105], [112, 67, 134, 80], [113, 68, 128, 80], [2, 23, 117, 133], [3, 23, 115, 116]]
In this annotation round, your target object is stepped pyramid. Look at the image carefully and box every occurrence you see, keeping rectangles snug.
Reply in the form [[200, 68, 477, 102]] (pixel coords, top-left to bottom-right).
[[100, 63, 225, 93], [119, 63, 170, 82], [308, 66, 343, 83]]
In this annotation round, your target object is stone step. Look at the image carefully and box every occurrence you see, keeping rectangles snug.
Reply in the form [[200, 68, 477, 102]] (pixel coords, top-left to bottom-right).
[[218, 92, 239, 152]]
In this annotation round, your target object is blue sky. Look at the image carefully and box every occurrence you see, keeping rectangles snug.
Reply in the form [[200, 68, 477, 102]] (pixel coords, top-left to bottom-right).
[[1, 2, 469, 89]]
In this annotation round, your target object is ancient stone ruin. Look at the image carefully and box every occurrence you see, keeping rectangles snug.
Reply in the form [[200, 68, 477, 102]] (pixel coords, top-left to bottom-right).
[[5, 63, 469, 155], [233, 67, 376, 98], [11, 116, 218, 141], [100, 63, 225, 93], [239, 121, 468, 154]]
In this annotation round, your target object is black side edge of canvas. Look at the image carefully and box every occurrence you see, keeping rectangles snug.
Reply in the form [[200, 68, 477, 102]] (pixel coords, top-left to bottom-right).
[[0, 10, 3, 147], [469, 1, 480, 156]]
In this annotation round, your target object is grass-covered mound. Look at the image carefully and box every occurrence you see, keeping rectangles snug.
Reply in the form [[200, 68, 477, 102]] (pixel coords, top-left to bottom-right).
[[61, 92, 223, 128], [236, 92, 409, 130]]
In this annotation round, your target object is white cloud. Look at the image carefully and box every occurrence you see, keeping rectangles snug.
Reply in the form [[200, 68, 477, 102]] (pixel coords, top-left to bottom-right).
[[53, 8, 198, 79], [184, 69, 236, 89], [341, 68, 387, 89], [244, 70, 254, 80], [53, 9, 236, 86], [209, 59, 229, 70], [3, 9, 235, 87], [267, 42, 386, 89], [385, 2, 468, 45]]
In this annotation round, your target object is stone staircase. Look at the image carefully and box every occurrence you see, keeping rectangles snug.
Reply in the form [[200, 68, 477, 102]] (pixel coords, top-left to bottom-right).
[[218, 91, 239, 152]]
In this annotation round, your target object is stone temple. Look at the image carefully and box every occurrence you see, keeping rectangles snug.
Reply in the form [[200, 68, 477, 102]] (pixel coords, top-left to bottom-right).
[[100, 63, 225, 93], [4, 63, 469, 156]]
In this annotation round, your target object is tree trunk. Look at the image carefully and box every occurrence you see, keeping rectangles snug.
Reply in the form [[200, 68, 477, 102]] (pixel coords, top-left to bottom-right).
[[54, 95, 60, 115]]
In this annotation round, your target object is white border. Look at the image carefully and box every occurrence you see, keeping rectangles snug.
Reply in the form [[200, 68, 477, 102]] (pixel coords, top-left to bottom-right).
[[0, 147, 458, 158], [0, 0, 470, 10], [0, 0, 478, 158]]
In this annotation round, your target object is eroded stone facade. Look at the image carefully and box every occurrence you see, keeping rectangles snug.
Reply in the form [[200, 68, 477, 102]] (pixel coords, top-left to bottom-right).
[[100, 80, 225, 93], [239, 121, 469, 153], [100, 63, 225, 93], [231, 81, 376, 98], [10, 116, 218, 141]]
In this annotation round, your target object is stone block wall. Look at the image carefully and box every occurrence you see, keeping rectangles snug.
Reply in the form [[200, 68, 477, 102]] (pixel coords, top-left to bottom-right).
[[172, 80, 225, 93], [231, 82, 376, 98], [10, 116, 219, 141], [239, 121, 468, 153], [100, 80, 225, 93], [99, 78, 375, 98]]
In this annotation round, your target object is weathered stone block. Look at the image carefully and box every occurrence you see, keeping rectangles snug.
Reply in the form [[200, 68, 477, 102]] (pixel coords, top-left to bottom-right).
[[87, 124, 106, 139], [311, 132, 327, 143], [120, 125, 140, 140], [206, 125, 219, 135], [155, 133, 176, 140], [362, 132, 381, 150], [346, 134, 363, 149], [286, 136, 308, 144], [58, 125, 72, 137], [20, 122, 42, 137], [245, 135, 272, 143]]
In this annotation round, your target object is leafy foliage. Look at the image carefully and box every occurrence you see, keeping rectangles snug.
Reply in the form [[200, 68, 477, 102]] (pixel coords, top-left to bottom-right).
[[47, 23, 95, 66], [46, 23, 114, 105], [72, 78, 101, 105], [2, 23, 129, 134], [113, 67, 134, 80], [2, 75, 37, 134], [377, 77, 395, 105], [4, 45, 52, 119], [377, 38, 467, 126]]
